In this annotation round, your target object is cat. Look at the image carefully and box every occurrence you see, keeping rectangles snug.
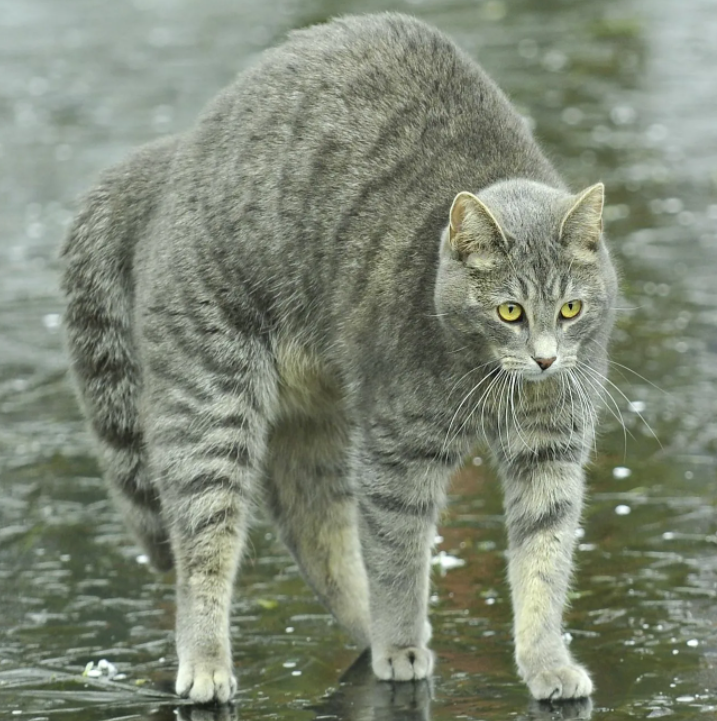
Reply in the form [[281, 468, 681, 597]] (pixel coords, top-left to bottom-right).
[[60, 12, 617, 705]]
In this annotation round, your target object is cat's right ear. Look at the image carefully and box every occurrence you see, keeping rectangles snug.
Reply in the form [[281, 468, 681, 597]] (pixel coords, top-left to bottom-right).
[[559, 183, 605, 257], [447, 191, 508, 269]]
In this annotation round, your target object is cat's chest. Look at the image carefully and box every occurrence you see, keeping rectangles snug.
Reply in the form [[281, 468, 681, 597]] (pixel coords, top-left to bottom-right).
[[444, 374, 573, 437]]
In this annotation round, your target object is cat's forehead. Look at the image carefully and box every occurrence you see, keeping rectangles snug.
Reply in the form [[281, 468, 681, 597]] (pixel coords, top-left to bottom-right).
[[504, 264, 574, 300], [488, 241, 600, 298]]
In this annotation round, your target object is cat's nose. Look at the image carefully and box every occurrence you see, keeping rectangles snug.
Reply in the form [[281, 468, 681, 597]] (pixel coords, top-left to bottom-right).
[[533, 356, 557, 371]]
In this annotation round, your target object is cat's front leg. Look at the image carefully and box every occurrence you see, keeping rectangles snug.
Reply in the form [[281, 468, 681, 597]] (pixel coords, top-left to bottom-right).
[[354, 426, 451, 682], [500, 457, 593, 700]]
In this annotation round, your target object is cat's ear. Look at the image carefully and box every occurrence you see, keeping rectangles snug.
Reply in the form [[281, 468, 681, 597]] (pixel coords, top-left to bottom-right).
[[448, 191, 508, 269], [559, 183, 605, 257]]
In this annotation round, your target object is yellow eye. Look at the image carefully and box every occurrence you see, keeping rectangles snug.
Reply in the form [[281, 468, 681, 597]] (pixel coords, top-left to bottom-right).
[[497, 303, 524, 322], [560, 300, 582, 319]]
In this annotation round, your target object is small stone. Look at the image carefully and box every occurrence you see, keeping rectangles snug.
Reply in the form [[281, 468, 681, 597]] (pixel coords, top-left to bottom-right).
[[432, 551, 466, 571]]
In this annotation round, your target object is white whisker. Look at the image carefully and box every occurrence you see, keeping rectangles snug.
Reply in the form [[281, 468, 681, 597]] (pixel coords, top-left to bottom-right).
[[475, 369, 507, 446], [509, 373, 532, 453], [573, 364, 621, 432], [442, 363, 499, 452], [567, 368, 598, 457], [605, 359, 670, 397], [580, 361, 661, 450]]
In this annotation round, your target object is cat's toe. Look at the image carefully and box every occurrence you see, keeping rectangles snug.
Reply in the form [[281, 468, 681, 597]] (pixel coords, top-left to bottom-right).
[[527, 664, 593, 700], [372, 645, 434, 681], [176, 660, 237, 704]]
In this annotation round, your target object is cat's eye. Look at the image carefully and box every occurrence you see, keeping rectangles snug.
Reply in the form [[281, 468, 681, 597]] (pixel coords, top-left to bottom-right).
[[497, 303, 524, 322], [560, 300, 582, 319]]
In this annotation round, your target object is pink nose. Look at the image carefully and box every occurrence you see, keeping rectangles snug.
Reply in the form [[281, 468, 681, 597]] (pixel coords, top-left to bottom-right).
[[533, 356, 556, 371]]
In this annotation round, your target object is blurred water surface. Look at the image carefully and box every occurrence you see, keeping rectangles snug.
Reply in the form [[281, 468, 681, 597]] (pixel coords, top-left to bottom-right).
[[1, 0, 716, 719]]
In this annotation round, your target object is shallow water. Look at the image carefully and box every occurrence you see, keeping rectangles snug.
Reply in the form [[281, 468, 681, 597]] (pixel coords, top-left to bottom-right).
[[1, 0, 717, 719]]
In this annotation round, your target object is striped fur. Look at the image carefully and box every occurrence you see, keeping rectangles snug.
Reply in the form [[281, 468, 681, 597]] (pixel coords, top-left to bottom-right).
[[60, 14, 617, 704]]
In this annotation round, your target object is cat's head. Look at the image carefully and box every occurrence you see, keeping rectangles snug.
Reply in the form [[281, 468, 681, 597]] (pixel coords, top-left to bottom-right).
[[435, 179, 617, 381]]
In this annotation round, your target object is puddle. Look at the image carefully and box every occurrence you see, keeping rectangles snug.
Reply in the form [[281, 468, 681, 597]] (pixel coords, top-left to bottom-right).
[[2, 0, 717, 718]]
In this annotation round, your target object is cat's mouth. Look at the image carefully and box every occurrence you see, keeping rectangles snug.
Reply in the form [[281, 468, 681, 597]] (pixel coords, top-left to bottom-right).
[[499, 356, 568, 381], [522, 364, 560, 382]]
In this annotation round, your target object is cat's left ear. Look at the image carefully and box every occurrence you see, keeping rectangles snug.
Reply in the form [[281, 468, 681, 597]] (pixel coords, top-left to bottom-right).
[[559, 182, 605, 255]]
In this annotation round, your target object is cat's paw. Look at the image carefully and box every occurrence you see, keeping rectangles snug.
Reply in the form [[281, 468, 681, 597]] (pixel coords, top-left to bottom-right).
[[372, 645, 434, 681], [526, 663, 593, 700], [176, 658, 237, 704]]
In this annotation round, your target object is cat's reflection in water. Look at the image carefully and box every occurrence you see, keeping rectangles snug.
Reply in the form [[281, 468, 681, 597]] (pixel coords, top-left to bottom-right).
[[169, 653, 592, 721], [174, 705, 236, 721], [310, 650, 432, 720], [527, 697, 593, 720], [168, 650, 430, 721]]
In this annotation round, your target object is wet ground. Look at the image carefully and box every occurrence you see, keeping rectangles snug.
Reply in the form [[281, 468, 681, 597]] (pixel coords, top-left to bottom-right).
[[1, 0, 716, 718]]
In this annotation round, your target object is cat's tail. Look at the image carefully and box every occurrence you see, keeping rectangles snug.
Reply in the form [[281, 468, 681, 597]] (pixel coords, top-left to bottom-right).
[[60, 136, 179, 571]]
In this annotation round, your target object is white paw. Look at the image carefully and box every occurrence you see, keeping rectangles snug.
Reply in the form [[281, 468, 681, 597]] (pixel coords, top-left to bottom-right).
[[527, 664, 593, 700], [372, 645, 434, 681], [176, 658, 237, 704]]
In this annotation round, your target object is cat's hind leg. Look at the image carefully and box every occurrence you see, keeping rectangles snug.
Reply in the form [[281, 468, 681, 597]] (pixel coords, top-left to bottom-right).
[[264, 410, 371, 648], [142, 313, 279, 704], [352, 422, 450, 683]]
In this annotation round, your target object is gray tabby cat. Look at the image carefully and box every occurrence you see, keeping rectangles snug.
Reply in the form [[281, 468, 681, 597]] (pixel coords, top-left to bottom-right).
[[61, 13, 617, 704]]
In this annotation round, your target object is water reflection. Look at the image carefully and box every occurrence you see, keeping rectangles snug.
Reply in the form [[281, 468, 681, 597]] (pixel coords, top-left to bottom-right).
[[171, 705, 239, 721], [526, 698, 593, 721], [146, 653, 595, 721], [141, 657, 595, 721], [310, 652, 432, 721]]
